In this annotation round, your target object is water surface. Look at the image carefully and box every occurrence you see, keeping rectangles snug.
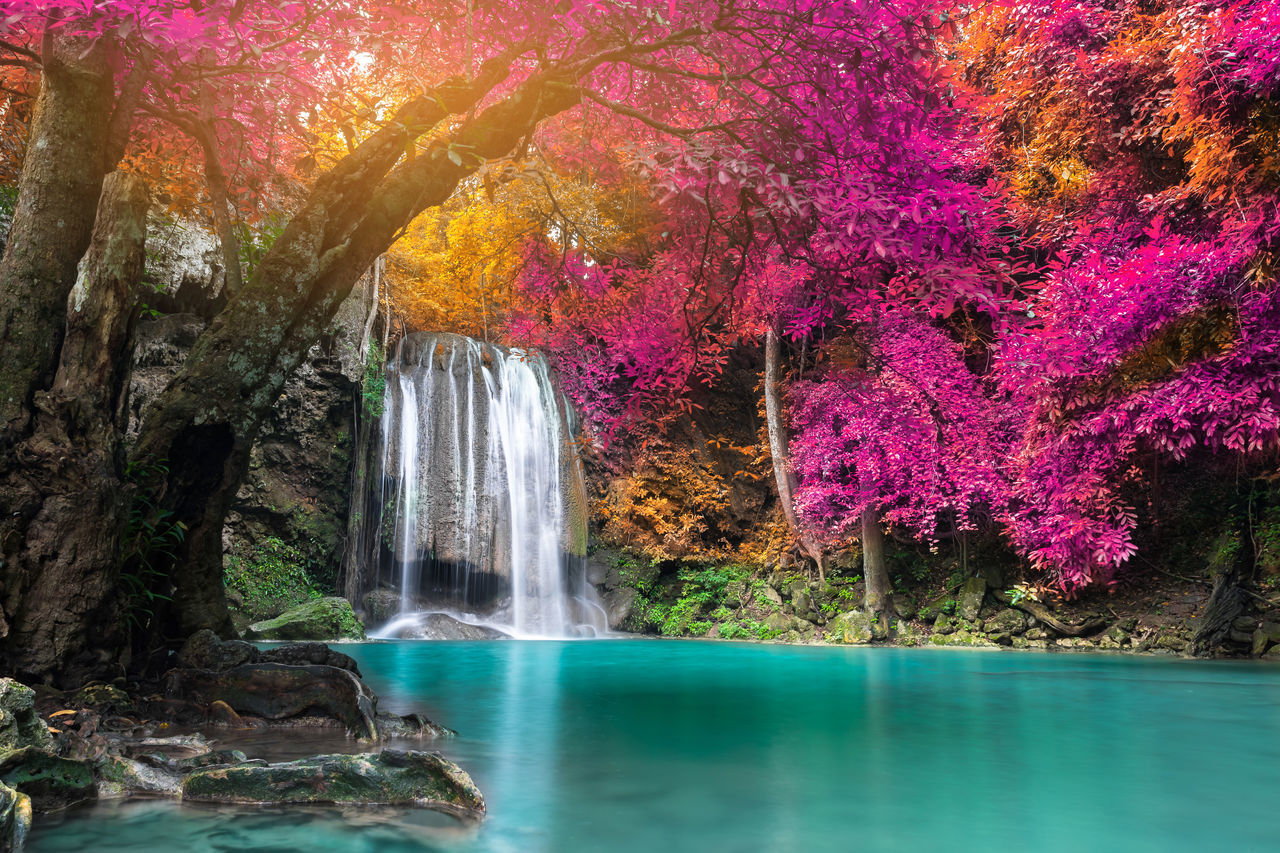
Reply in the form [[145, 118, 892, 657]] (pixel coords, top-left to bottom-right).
[[30, 641, 1280, 851]]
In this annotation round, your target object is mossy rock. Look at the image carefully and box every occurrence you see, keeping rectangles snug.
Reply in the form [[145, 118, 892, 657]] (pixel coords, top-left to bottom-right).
[[246, 597, 364, 641], [830, 610, 875, 644], [917, 595, 955, 623], [929, 630, 995, 648], [182, 750, 484, 816], [0, 780, 31, 851], [0, 680, 53, 753], [0, 747, 96, 811], [957, 577, 988, 623]]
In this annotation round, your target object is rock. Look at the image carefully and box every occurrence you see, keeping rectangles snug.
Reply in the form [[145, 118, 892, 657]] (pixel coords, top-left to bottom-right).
[[1259, 621, 1280, 643], [705, 624, 720, 639], [166, 663, 378, 740], [1103, 624, 1130, 646], [361, 589, 401, 626], [403, 614, 509, 641], [723, 580, 746, 608], [830, 610, 874, 644], [182, 750, 485, 816], [929, 630, 995, 648], [376, 712, 454, 739], [1252, 629, 1270, 658], [764, 612, 792, 633], [1231, 616, 1258, 634], [889, 593, 916, 621], [760, 585, 784, 607], [791, 590, 812, 616], [94, 755, 189, 799], [894, 621, 925, 646], [917, 595, 954, 623], [0, 747, 96, 811], [176, 629, 258, 671], [0, 679, 53, 752], [1264, 644, 1280, 660], [0, 780, 31, 852], [69, 682, 134, 714], [260, 642, 362, 674], [246, 597, 365, 641], [933, 614, 958, 635], [106, 734, 213, 762], [990, 632, 1014, 646], [957, 577, 987, 623], [1024, 627, 1050, 641], [602, 587, 638, 628], [984, 608, 1027, 636], [1155, 632, 1187, 652]]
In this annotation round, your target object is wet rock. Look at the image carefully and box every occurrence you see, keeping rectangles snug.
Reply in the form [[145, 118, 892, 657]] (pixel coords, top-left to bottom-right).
[[94, 755, 189, 798], [0, 780, 31, 851], [166, 663, 378, 740], [602, 587, 638, 628], [1102, 624, 1130, 646], [831, 610, 874, 644], [376, 713, 454, 740], [0, 679, 53, 752], [1264, 644, 1280, 660], [1024, 627, 1050, 641], [176, 629, 258, 671], [361, 589, 400, 626], [0, 748, 96, 811], [106, 734, 213, 762], [984, 608, 1027, 637], [404, 614, 509, 641], [1155, 632, 1187, 652], [246, 597, 365, 641], [182, 750, 485, 817], [957, 577, 987, 623], [260, 642, 361, 675]]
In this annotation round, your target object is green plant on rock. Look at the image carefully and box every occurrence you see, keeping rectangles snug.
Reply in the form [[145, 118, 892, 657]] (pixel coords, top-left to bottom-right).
[[224, 537, 321, 620], [362, 341, 387, 419]]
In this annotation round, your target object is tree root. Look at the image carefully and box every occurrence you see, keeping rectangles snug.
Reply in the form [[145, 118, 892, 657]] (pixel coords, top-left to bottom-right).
[[992, 591, 1108, 637]]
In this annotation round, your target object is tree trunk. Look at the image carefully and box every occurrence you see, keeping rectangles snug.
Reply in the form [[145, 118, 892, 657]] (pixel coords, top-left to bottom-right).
[[0, 34, 113, 446], [130, 71, 583, 641], [862, 506, 894, 620], [0, 172, 149, 685], [764, 326, 825, 581]]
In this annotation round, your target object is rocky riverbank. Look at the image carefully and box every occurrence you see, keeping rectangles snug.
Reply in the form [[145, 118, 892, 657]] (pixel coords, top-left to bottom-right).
[[0, 633, 482, 851], [589, 547, 1280, 660]]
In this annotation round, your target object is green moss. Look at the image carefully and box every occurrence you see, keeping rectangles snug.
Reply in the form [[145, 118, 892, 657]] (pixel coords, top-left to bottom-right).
[[224, 537, 321, 621]]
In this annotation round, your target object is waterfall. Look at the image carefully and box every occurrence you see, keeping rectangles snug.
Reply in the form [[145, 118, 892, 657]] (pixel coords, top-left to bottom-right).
[[360, 332, 606, 639]]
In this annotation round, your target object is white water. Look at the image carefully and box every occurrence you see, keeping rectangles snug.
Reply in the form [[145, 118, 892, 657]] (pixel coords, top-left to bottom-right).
[[369, 333, 606, 639]]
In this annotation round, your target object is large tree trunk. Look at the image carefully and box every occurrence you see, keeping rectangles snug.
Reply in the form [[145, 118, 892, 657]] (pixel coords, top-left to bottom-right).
[[130, 70, 582, 641], [0, 34, 113, 446], [861, 506, 894, 620], [764, 326, 826, 581], [0, 172, 149, 684]]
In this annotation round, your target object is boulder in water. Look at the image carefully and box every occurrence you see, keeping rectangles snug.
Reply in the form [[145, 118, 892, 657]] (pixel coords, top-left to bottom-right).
[[246, 597, 365, 641], [0, 780, 31, 851], [181, 749, 485, 816], [362, 589, 401, 625], [0, 747, 96, 811], [166, 663, 378, 740], [406, 614, 509, 640]]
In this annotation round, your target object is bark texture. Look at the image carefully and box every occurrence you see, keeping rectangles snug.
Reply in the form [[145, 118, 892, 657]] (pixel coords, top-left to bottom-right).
[[764, 327, 825, 580], [0, 35, 113, 446], [0, 172, 149, 684], [861, 506, 894, 620]]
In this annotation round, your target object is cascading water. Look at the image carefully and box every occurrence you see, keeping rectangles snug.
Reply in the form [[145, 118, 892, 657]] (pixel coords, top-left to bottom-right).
[[360, 332, 606, 639]]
